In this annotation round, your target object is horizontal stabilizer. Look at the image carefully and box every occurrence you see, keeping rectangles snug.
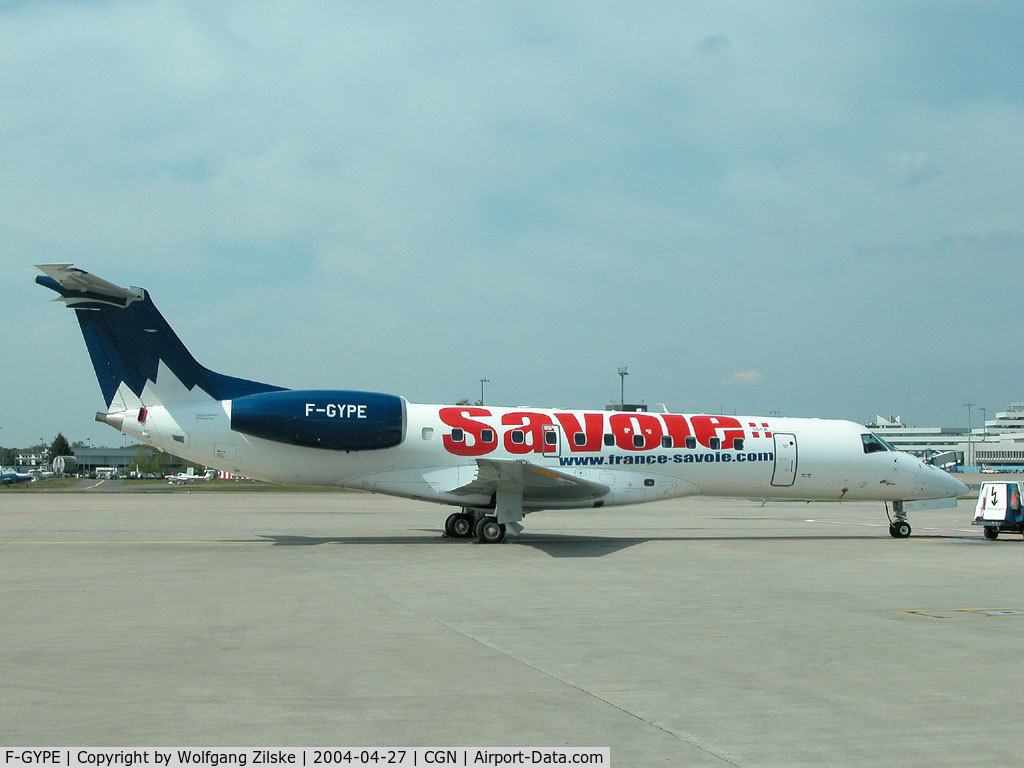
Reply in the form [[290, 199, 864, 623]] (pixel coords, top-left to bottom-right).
[[35, 263, 142, 308]]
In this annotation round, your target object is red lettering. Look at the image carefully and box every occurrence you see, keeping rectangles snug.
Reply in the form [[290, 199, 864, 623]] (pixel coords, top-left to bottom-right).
[[609, 412, 664, 451], [692, 415, 744, 449], [439, 407, 497, 456], [661, 414, 691, 447], [502, 412, 553, 454], [554, 412, 605, 452]]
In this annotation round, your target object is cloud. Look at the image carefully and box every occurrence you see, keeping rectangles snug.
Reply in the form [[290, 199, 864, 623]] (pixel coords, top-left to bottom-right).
[[721, 370, 765, 387], [698, 35, 731, 54], [887, 152, 943, 187], [1, 3, 1023, 444]]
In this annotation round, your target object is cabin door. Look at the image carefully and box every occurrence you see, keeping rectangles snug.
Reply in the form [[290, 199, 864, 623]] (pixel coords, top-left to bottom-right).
[[771, 433, 798, 487]]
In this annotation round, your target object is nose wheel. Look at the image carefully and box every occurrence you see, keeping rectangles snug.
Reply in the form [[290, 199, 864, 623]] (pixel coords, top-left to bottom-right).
[[886, 502, 912, 538], [888, 521, 912, 538]]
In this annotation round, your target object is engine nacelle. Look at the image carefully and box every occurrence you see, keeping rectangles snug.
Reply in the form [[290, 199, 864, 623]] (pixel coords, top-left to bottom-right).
[[230, 390, 405, 451]]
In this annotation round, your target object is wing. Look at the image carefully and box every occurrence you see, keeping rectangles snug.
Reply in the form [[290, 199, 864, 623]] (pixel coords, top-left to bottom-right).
[[452, 458, 609, 503]]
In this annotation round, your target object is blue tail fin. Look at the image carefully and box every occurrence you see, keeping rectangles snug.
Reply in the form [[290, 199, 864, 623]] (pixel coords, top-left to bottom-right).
[[36, 264, 285, 408]]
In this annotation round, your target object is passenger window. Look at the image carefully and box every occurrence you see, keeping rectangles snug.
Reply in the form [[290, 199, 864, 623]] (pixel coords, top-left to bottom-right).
[[451, 428, 464, 443], [545, 431, 557, 446], [574, 432, 586, 447], [633, 434, 645, 448], [604, 434, 614, 446], [481, 429, 494, 443], [709, 437, 721, 450], [661, 435, 672, 448], [685, 436, 696, 449], [510, 430, 524, 444], [734, 438, 744, 451], [421, 427, 434, 440]]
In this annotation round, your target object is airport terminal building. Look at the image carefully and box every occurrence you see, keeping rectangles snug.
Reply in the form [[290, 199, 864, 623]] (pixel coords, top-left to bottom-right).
[[19, 445, 190, 478], [869, 402, 1024, 470]]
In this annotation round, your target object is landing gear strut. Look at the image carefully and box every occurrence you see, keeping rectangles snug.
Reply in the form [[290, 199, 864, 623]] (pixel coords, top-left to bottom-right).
[[887, 501, 912, 538]]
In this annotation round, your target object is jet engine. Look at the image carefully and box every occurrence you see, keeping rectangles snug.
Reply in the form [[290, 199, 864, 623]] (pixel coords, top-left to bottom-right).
[[230, 390, 405, 450]]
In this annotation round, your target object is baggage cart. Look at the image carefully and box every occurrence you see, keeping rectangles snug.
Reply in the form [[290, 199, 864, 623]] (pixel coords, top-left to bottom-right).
[[973, 482, 1024, 540]]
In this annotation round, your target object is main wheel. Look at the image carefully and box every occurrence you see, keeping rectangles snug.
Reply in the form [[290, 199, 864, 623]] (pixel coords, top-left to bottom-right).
[[474, 516, 506, 543], [444, 512, 460, 536], [983, 526, 999, 540], [890, 521, 911, 539], [451, 513, 474, 538]]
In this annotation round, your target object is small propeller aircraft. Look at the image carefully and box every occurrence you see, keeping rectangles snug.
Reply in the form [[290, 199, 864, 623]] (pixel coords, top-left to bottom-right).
[[1, 468, 34, 486]]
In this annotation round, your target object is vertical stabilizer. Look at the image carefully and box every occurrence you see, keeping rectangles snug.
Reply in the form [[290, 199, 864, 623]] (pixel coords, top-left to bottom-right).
[[36, 264, 285, 409]]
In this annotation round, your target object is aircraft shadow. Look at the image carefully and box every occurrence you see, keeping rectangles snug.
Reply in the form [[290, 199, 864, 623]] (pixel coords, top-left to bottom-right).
[[247, 530, 962, 558]]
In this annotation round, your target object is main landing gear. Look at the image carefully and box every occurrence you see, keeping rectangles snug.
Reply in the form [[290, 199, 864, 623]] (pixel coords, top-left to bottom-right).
[[444, 508, 507, 543], [444, 511, 474, 538], [887, 501, 912, 539], [474, 516, 506, 543]]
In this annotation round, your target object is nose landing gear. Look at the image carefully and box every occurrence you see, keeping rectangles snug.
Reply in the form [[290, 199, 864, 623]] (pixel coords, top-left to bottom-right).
[[889, 520, 912, 538], [887, 501, 912, 538]]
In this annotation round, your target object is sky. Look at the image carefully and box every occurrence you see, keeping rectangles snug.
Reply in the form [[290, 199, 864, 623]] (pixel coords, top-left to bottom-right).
[[1, 1, 1022, 447]]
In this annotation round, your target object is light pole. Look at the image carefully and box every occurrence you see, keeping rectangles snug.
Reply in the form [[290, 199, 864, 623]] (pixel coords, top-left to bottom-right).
[[963, 402, 974, 468], [479, 377, 489, 406], [980, 407, 987, 439], [617, 366, 628, 407]]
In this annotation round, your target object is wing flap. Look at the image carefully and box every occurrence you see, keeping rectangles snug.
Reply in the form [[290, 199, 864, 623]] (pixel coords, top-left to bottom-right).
[[452, 458, 609, 502]]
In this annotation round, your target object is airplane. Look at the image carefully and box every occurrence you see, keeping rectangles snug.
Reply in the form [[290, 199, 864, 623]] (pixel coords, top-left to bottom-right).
[[35, 264, 967, 543], [166, 469, 216, 485], [1, 467, 33, 486]]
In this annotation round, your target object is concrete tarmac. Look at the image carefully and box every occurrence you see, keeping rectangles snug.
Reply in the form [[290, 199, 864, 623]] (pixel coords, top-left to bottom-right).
[[1, 491, 1022, 766]]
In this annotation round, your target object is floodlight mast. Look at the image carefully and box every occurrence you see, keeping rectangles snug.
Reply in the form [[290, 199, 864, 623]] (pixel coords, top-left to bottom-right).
[[963, 402, 974, 467]]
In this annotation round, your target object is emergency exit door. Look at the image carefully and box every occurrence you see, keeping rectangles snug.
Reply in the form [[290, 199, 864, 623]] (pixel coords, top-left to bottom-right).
[[771, 433, 798, 487], [542, 424, 562, 457]]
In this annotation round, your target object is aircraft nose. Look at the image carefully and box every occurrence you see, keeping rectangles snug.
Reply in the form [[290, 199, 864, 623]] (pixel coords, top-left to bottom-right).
[[945, 473, 969, 497], [918, 462, 968, 498]]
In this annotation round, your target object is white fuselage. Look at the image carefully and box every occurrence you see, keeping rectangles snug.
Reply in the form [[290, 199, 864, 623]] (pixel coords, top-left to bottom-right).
[[114, 397, 966, 510]]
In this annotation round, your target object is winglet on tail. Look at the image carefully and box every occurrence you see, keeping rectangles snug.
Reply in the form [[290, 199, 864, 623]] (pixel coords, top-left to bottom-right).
[[36, 264, 285, 409]]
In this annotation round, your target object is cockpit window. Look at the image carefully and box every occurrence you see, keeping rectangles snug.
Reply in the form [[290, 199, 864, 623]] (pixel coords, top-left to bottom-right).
[[861, 433, 894, 454]]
